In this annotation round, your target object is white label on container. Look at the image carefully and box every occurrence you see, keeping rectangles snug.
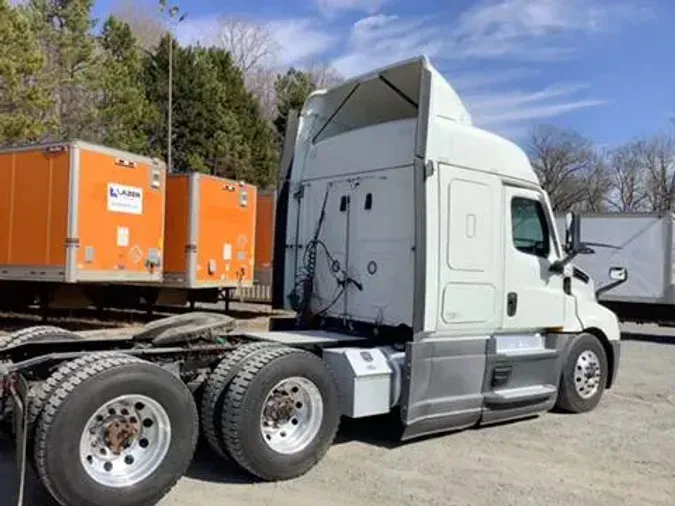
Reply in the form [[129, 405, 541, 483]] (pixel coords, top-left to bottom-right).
[[117, 227, 130, 247], [108, 183, 143, 215], [223, 243, 232, 261]]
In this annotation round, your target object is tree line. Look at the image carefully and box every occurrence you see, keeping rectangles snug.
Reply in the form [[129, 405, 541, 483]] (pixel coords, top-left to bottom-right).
[[528, 124, 675, 213], [0, 0, 335, 189], [2, 1, 672, 201]]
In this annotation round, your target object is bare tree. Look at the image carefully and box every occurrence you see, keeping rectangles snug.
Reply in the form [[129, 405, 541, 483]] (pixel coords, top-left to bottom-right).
[[213, 18, 345, 123], [527, 124, 607, 212], [640, 133, 675, 212], [217, 17, 280, 74], [245, 65, 278, 121], [578, 154, 613, 212], [111, 0, 166, 51], [304, 60, 345, 88], [213, 17, 280, 121], [606, 140, 648, 212]]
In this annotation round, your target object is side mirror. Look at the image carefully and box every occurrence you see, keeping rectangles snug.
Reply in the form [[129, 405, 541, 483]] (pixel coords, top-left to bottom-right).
[[552, 211, 589, 273], [596, 266, 629, 298], [609, 267, 627, 282], [564, 212, 581, 254]]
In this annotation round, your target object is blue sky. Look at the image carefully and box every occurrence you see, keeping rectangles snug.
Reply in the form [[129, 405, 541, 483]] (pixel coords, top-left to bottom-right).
[[93, 0, 674, 147]]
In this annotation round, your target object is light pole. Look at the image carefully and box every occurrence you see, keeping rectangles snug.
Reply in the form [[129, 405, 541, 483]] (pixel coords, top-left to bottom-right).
[[158, 1, 187, 174]]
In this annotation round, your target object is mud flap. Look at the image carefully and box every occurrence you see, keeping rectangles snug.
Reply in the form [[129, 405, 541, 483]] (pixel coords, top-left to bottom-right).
[[9, 374, 30, 506]]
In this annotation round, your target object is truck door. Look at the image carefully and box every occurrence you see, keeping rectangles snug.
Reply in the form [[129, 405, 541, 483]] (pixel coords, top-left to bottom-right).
[[502, 186, 566, 330]]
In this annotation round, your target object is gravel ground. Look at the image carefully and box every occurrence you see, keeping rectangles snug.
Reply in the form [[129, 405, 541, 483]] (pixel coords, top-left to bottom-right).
[[1, 325, 673, 506]]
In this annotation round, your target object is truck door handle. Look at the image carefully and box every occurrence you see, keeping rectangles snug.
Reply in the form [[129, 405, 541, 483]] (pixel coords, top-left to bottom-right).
[[507, 292, 518, 317]]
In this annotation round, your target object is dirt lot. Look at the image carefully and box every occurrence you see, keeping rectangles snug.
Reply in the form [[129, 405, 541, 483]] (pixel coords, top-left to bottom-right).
[[0, 320, 673, 506]]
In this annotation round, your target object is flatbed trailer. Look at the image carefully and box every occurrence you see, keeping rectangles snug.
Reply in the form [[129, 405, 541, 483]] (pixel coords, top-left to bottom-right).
[[1, 56, 628, 506]]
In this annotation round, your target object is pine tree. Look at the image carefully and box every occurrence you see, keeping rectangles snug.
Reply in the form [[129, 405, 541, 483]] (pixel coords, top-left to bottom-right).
[[207, 47, 278, 187], [0, 0, 54, 144], [27, 0, 101, 141], [143, 37, 278, 187], [96, 16, 156, 153], [274, 68, 317, 139]]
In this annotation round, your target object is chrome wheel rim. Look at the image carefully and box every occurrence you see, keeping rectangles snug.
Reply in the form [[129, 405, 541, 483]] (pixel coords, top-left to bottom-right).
[[574, 350, 602, 399], [79, 394, 172, 488], [260, 376, 324, 455]]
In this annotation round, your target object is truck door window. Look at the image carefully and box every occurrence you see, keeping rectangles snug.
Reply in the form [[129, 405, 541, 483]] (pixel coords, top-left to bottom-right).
[[511, 197, 550, 258]]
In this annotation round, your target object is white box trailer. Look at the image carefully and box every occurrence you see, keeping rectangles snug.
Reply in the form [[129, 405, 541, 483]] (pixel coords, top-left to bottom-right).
[[1, 56, 627, 506], [555, 213, 675, 324]]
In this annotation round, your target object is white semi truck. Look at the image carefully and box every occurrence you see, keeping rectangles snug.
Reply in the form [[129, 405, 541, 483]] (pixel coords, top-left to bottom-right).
[[1, 56, 627, 506]]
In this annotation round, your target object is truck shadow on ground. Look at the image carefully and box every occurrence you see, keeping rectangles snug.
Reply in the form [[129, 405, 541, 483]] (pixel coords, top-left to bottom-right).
[[0, 436, 59, 505], [0, 414, 405, 502], [186, 412, 543, 486], [621, 331, 675, 345], [186, 413, 403, 485], [1, 413, 545, 500]]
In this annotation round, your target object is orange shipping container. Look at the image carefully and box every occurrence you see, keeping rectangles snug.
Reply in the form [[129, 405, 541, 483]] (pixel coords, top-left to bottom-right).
[[254, 189, 276, 284], [0, 141, 166, 284], [164, 173, 257, 288]]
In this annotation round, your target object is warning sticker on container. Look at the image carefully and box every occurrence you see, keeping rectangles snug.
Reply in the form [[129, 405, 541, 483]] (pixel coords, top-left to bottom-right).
[[117, 227, 130, 247], [108, 183, 143, 215]]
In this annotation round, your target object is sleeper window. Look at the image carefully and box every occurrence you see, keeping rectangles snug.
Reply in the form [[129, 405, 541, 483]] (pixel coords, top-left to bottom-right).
[[511, 197, 550, 258]]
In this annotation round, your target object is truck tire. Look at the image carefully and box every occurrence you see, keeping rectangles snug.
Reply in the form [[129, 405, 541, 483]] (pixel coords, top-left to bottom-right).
[[200, 341, 282, 459], [0, 327, 85, 430], [33, 355, 199, 506], [555, 333, 609, 413], [221, 346, 340, 481], [0, 325, 81, 349], [23, 352, 136, 465]]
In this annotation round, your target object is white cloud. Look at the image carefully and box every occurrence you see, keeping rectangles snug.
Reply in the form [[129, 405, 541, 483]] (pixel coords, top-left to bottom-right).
[[175, 18, 219, 46], [323, 0, 652, 140], [464, 83, 592, 112], [332, 0, 652, 78], [316, 0, 387, 15], [175, 0, 652, 141], [332, 14, 444, 77], [459, 78, 608, 139], [449, 68, 541, 92], [448, 0, 653, 60], [267, 19, 337, 67], [471, 95, 608, 128]]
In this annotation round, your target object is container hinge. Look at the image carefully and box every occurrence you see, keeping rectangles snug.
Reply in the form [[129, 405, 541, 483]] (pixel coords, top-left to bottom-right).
[[115, 158, 137, 169], [65, 238, 80, 246], [424, 160, 435, 179], [45, 144, 68, 154], [185, 244, 197, 253], [293, 184, 305, 201], [145, 249, 162, 272]]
